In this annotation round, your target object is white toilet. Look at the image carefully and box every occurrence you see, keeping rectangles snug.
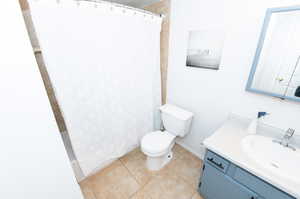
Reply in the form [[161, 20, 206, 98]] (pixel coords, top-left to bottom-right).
[[141, 104, 193, 171]]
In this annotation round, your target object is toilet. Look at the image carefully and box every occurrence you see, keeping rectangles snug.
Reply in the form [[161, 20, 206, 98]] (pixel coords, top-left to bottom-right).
[[141, 104, 193, 171]]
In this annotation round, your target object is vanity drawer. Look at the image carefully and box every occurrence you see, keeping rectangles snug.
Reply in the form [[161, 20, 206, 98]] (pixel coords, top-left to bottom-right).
[[205, 151, 230, 173], [233, 167, 296, 199]]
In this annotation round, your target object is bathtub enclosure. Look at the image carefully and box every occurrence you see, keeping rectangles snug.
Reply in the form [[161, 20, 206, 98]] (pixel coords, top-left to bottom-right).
[[26, 0, 162, 179]]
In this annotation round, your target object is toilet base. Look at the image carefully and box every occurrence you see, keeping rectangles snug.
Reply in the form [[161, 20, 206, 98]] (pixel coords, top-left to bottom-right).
[[146, 151, 173, 171]]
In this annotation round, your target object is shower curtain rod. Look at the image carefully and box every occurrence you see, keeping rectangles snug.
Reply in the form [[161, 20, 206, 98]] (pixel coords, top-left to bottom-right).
[[73, 0, 164, 18]]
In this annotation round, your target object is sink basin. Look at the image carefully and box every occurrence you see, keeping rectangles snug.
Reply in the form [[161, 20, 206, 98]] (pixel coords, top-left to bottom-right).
[[242, 135, 300, 184]]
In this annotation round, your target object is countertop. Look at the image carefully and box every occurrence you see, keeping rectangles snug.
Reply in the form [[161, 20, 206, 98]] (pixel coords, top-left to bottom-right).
[[203, 115, 300, 198]]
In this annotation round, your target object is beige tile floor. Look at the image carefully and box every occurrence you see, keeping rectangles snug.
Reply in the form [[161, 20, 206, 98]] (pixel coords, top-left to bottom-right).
[[80, 144, 204, 199]]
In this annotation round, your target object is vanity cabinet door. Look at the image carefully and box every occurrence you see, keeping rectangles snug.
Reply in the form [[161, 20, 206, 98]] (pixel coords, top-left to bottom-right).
[[199, 163, 258, 199], [233, 167, 296, 199]]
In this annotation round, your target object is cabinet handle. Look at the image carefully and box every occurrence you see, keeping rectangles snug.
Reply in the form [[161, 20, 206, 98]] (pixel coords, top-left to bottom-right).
[[207, 157, 224, 170]]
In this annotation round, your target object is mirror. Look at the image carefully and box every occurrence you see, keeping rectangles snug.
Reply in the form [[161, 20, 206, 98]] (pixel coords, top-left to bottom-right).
[[246, 6, 300, 102]]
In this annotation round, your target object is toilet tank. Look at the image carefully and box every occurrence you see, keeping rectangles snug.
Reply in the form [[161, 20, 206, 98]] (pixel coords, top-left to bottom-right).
[[160, 104, 193, 137]]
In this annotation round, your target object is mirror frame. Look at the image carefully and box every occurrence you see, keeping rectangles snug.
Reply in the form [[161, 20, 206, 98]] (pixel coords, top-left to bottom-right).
[[246, 5, 300, 102]]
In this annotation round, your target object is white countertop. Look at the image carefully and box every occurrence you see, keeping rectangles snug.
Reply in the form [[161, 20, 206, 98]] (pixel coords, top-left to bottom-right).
[[203, 115, 300, 198]]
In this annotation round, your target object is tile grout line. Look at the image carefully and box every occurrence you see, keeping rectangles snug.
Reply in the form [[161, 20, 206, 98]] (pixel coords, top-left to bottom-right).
[[166, 158, 198, 199], [159, 168, 197, 199], [118, 158, 152, 199], [129, 181, 153, 199], [90, 187, 98, 199], [82, 144, 201, 199], [170, 148, 201, 199], [79, 181, 98, 199], [119, 158, 140, 186], [119, 156, 164, 199]]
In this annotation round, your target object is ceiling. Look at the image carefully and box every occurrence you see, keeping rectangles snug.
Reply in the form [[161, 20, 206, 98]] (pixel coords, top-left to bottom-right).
[[108, 0, 161, 8]]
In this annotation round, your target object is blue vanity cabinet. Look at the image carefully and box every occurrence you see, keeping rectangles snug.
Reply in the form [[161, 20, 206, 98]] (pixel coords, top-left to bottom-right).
[[200, 163, 258, 199], [199, 150, 296, 199]]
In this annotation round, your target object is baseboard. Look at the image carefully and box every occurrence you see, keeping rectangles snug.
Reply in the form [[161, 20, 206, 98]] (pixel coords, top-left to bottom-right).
[[175, 141, 205, 160]]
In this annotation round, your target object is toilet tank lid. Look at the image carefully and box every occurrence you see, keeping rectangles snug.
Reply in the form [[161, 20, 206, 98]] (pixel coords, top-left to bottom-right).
[[159, 104, 193, 121]]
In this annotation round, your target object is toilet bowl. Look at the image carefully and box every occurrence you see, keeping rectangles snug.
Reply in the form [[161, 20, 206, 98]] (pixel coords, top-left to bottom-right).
[[141, 104, 193, 171], [141, 131, 176, 170]]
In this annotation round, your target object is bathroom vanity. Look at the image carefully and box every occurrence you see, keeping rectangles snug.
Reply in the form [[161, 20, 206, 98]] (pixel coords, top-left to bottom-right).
[[199, 115, 300, 199], [199, 151, 295, 199]]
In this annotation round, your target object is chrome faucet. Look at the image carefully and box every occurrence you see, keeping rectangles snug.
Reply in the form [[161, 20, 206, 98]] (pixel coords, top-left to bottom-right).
[[273, 128, 296, 151], [282, 128, 295, 146]]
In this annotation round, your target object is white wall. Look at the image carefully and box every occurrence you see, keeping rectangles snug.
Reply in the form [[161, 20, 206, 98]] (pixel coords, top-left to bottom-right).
[[168, 0, 300, 158], [0, 1, 83, 198]]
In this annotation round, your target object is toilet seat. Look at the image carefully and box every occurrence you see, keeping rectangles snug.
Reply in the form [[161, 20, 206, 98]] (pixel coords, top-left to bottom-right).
[[141, 131, 175, 157]]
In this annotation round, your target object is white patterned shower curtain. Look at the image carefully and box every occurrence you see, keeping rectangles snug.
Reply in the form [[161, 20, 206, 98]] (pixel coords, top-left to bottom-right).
[[29, 0, 162, 177]]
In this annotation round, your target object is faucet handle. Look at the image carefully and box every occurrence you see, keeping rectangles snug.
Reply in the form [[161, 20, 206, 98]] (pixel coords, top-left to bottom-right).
[[285, 128, 295, 138]]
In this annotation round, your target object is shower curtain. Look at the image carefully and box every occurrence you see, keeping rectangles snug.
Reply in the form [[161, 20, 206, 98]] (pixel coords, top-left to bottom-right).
[[29, 0, 162, 176]]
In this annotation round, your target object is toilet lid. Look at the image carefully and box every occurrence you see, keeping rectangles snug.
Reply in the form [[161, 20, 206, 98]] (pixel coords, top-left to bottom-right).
[[141, 131, 175, 155]]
